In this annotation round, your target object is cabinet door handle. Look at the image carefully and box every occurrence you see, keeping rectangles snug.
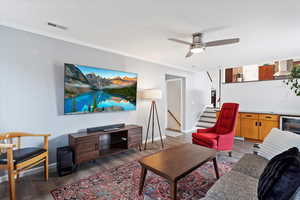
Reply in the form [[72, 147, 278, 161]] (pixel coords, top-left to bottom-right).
[[255, 122, 258, 126], [259, 122, 262, 126], [246, 115, 252, 117], [265, 116, 272, 119]]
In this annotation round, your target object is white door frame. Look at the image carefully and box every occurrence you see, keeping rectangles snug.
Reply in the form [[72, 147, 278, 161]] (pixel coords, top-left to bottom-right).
[[165, 78, 184, 132]]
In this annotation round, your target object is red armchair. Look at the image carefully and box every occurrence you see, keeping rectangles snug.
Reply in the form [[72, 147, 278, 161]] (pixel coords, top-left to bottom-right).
[[192, 103, 239, 156]]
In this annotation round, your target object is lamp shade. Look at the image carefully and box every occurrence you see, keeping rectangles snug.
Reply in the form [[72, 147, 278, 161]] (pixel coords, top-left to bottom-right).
[[142, 89, 162, 100]]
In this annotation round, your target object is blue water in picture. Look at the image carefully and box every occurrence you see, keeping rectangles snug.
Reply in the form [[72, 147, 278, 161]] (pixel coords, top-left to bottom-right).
[[64, 90, 136, 114]]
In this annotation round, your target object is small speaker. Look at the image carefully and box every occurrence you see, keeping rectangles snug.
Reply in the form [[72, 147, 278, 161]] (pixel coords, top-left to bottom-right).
[[87, 123, 125, 133], [57, 146, 76, 177]]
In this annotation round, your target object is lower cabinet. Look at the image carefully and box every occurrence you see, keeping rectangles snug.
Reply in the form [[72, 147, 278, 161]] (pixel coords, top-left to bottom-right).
[[258, 114, 279, 140], [240, 113, 260, 139], [241, 113, 279, 141], [216, 111, 279, 141]]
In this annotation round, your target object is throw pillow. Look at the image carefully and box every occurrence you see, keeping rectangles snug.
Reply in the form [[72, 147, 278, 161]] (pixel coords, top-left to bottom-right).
[[258, 128, 300, 160], [258, 147, 300, 200]]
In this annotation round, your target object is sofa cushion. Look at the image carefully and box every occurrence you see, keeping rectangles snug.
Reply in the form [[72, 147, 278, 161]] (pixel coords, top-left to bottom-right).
[[258, 128, 300, 160], [0, 147, 46, 165], [232, 153, 269, 179], [203, 170, 258, 200]]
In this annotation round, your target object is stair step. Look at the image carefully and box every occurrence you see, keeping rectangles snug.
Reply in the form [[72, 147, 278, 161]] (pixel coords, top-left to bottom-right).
[[196, 126, 208, 129], [204, 110, 216, 114], [196, 121, 214, 128], [205, 107, 216, 111], [198, 119, 216, 124], [199, 117, 216, 123], [196, 124, 213, 128], [202, 113, 216, 118]]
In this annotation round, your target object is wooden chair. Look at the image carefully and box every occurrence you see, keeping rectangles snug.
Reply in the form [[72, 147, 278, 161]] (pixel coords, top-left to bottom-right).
[[0, 132, 51, 200]]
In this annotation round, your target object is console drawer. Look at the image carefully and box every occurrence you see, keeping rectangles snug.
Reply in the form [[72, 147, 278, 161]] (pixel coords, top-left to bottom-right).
[[76, 142, 99, 154], [75, 135, 98, 143], [75, 151, 99, 164], [259, 114, 279, 121], [241, 113, 259, 119]]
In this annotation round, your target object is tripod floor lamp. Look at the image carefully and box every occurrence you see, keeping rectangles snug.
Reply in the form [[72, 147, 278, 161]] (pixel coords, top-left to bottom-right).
[[142, 89, 164, 150]]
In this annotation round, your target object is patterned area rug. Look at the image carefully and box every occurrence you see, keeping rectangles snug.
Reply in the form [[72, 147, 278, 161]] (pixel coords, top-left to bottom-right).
[[51, 159, 234, 200]]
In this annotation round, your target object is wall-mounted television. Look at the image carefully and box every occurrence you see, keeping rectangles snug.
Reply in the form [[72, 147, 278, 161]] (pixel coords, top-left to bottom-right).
[[64, 63, 137, 114]]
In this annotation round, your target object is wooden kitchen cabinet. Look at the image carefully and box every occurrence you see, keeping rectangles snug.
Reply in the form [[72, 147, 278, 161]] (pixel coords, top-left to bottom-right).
[[241, 113, 260, 139], [258, 114, 279, 140], [240, 113, 279, 141], [216, 111, 279, 141]]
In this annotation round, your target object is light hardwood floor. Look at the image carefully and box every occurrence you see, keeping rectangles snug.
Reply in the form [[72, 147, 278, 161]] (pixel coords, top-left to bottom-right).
[[0, 134, 254, 200]]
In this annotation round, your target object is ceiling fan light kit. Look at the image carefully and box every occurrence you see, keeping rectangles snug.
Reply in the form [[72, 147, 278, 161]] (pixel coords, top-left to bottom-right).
[[168, 32, 240, 58], [191, 45, 205, 53]]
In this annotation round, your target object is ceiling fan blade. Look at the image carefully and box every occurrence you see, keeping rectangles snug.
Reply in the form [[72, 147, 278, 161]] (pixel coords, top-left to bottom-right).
[[185, 50, 193, 58], [205, 38, 240, 47], [168, 38, 192, 45]]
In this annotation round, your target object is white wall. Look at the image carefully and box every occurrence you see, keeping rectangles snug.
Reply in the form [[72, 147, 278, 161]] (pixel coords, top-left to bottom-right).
[[0, 26, 211, 163], [222, 80, 300, 115]]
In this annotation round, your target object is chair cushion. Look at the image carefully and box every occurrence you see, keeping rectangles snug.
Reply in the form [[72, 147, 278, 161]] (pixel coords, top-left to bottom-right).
[[192, 132, 218, 140], [192, 137, 218, 149], [0, 147, 46, 165]]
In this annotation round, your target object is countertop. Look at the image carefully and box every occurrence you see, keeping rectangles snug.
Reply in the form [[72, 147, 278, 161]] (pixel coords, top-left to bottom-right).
[[214, 109, 300, 117]]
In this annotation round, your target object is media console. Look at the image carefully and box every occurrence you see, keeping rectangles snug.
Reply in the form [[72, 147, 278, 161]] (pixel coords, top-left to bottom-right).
[[69, 125, 142, 165]]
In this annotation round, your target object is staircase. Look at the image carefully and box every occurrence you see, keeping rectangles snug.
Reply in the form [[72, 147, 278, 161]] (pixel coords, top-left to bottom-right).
[[196, 107, 217, 128]]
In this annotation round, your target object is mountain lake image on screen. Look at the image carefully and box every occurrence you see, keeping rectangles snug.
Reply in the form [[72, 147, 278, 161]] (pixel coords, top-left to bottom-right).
[[64, 64, 137, 114]]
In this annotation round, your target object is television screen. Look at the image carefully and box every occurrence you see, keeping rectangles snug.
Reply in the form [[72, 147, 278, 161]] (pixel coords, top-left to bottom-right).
[[64, 63, 137, 114]]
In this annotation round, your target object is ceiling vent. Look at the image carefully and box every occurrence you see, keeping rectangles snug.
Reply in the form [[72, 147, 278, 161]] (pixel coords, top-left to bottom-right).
[[47, 22, 68, 30]]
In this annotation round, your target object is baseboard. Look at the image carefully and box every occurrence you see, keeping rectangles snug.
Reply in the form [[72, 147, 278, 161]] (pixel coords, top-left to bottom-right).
[[182, 128, 196, 134], [234, 136, 245, 141], [0, 163, 57, 183]]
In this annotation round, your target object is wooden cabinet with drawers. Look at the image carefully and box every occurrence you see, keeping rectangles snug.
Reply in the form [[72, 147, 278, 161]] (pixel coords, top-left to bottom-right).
[[240, 113, 279, 141], [216, 111, 279, 141], [258, 114, 279, 140], [69, 125, 142, 165]]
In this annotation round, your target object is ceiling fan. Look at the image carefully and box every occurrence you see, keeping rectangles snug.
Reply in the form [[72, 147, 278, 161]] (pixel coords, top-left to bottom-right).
[[168, 32, 240, 58]]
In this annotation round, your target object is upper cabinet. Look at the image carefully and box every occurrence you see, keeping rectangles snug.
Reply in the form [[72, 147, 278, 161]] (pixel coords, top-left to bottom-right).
[[259, 65, 275, 81], [224, 58, 300, 84]]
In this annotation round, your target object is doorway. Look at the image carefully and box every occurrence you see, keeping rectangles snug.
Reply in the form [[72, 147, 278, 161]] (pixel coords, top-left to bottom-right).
[[165, 74, 185, 136]]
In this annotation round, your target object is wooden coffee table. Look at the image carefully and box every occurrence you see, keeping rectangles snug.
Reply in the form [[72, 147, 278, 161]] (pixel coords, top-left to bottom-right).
[[138, 143, 219, 200]]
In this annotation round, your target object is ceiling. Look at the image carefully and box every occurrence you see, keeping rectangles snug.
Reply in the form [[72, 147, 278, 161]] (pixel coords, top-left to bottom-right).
[[1, 0, 300, 71]]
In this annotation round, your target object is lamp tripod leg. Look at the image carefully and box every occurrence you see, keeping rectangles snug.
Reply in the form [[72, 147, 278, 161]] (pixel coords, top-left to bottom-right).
[[144, 102, 153, 150], [151, 101, 155, 144], [154, 102, 164, 148]]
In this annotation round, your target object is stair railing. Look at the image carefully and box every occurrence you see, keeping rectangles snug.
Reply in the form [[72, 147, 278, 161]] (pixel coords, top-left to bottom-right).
[[167, 110, 182, 127]]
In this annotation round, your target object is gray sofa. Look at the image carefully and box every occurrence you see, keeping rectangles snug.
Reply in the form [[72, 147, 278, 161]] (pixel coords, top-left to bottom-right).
[[202, 153, 269, 200]]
